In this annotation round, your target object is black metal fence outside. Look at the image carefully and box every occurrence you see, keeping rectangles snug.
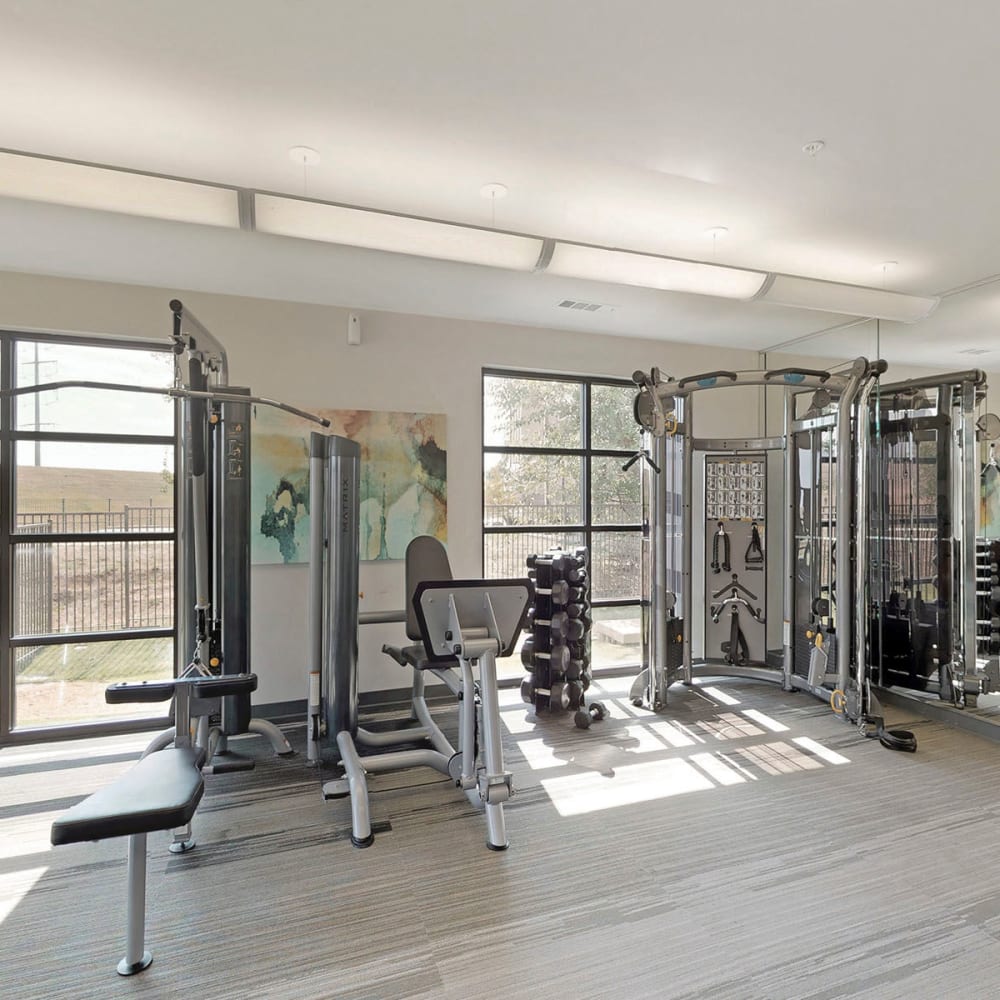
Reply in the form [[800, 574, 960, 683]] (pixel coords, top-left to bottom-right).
[[12, 509, 175, 660], [484, 525, 641, 601]]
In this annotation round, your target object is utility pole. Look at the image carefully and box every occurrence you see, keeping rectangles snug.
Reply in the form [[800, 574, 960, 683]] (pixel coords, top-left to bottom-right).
[[20, 343, 55, 465]]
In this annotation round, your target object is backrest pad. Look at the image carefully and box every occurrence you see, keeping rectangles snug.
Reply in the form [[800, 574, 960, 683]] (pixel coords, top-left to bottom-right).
[[405, 536, 453, 641]]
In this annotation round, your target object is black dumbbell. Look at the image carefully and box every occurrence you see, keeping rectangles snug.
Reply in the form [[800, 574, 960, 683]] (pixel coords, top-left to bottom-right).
[[533, 579, 585, 605], [574, 702, 608, 729], [548, 679, 584, 711], [520, 677, 535, 705], [534, 612, 585, 641], [522, 643, 570, 672], [529, 552, 587, 583]]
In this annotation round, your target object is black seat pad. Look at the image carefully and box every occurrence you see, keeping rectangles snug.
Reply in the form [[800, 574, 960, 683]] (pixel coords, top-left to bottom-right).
[[382, 642, 458, 671], [51, 747, 205, 846]]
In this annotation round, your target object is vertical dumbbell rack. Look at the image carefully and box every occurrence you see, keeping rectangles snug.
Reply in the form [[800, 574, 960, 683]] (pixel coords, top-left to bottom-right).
[[521, 547, 604, 727]]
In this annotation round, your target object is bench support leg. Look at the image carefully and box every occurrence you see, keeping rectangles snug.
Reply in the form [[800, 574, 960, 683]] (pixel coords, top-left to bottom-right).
[[117, 833, 153, 976], [475, 651, 510, 852]]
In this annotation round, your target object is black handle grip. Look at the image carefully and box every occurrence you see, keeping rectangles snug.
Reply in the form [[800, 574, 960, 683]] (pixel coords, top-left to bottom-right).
[[191, 673, 258, 699], [677, 370, 738, 389], [106, 680, 177, 704], [763, 367, 831, 383]]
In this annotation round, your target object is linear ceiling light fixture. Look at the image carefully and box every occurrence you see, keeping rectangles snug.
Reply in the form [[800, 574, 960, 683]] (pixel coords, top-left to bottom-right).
[[545, 242, 767, 299], [254, 193, 544, 271], [753, 273, 940, 323], [0, 149, 940, 321], [0, 150, 240, 228]]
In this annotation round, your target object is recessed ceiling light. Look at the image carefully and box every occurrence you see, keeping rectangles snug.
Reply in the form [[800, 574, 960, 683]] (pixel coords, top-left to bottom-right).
[[480, 182, 508, 200], [704, 226, 729, 239], [802, 140, 825, 157], [288, 146, 321, 166]]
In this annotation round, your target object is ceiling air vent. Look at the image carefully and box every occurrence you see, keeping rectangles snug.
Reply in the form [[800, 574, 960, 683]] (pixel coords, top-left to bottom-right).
[[958, 347, 991, 355], [558, 299, 604, 312]]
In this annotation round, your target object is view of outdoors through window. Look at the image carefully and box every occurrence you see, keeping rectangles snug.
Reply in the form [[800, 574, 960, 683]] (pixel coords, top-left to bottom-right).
[[482, 372, 643, 678], [4, 338, 176, 733]]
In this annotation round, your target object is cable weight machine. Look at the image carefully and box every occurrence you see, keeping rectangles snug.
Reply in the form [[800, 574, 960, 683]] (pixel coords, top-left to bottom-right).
[[3, 301, 330, 771], [627, 358, 905, 742]]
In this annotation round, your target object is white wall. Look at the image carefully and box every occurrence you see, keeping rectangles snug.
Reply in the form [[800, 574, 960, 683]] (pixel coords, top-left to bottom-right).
[[0, 270, 764, 704], [5, 270, 995, 705]]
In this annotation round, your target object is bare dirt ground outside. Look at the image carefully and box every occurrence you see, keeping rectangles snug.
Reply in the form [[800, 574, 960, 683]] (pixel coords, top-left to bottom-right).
[[14, 636, 172, 729], [15, 679, 168, 729]]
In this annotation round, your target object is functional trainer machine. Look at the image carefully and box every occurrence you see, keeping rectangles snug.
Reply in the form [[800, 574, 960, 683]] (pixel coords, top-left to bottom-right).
[[628, 359, 884, 717], [305, 431, 531, 850], [627, 357, 997, 742]]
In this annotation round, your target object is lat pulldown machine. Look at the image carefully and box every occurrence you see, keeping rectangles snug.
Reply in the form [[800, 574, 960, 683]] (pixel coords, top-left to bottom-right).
[[4, 302, 330, 781]]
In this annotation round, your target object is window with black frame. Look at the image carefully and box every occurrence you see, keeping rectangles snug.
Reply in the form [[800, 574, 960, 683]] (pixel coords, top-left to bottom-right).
[[482, 370, 643, 678], [0, 333, 177, 742]]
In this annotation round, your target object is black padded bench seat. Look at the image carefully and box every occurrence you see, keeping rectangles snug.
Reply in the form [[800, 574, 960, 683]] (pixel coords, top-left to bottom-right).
[[50, 745, 209, 976], [382, 642, 458, 671], [51, 747, 206, 846]]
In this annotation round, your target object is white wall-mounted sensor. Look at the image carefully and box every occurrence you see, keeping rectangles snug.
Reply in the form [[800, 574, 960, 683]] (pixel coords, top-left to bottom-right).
[[347, 312, 362, 346]]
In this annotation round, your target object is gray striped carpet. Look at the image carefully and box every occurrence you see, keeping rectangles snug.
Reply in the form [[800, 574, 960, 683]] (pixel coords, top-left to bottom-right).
[[2, 676, 998, 999]]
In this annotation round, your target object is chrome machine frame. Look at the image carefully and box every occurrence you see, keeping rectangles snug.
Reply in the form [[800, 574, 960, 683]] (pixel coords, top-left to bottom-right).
[[305, 431, 531, 850], [629, 358, 885, 723], [868, 369, 994, 710], [1, 302, 328, 774]]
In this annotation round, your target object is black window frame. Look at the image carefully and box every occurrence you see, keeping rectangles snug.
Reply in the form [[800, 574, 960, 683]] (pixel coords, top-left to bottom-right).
[[481, 367, 642, 668], [0, 329, 178, 745]]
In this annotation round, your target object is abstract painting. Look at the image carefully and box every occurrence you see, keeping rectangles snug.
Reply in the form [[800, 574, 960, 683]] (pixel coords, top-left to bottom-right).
[[251, 407, 446, 564], [983, 459, 1000, 539]]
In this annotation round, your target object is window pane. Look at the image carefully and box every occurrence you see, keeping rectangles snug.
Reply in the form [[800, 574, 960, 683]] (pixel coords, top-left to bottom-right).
[[15, 441, 174, 531], [484, 530, 585, 579], [14, 636, 173, 729], [16, 341, 174, 435], [484, 375, 582, 448], [13, 539, 174, 636], [591, 456, 641, 525], [591, 384, 640, 451], [591, 605, 642, 668], [484, 454, 582, 526], [590, 531, 641, 600]]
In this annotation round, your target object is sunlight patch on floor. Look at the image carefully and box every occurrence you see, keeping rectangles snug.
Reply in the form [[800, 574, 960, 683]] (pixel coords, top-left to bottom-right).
[[729, 741, 824, 775], [793, 736, 850, 764], [516, 738, 569, 770], [741, 708, 790, 733], [696, 712, 764, 741], [700, 686, 740, 705], [690, 751, 747, 785], [648, 720, 699, 747], [0, 867, 47, 926], [541, 758, 714, 816], [0, 813, 58, 860]]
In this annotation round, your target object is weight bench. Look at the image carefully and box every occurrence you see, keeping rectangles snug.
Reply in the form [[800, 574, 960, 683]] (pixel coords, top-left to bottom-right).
[[49, 672, 256, 976]]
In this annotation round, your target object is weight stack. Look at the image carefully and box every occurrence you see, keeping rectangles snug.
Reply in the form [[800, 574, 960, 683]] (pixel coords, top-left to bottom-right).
[[977, 539, 1000, 658], [520, 546, 592, 715]]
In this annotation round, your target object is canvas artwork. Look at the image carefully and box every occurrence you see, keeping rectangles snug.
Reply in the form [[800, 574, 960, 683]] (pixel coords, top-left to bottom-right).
[[983, 462, 1000, 539], [251, 407, 447, 564]]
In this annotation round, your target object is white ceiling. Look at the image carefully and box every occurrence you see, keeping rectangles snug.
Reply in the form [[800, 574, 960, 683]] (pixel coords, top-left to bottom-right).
[[1, 0, 998, 366]]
